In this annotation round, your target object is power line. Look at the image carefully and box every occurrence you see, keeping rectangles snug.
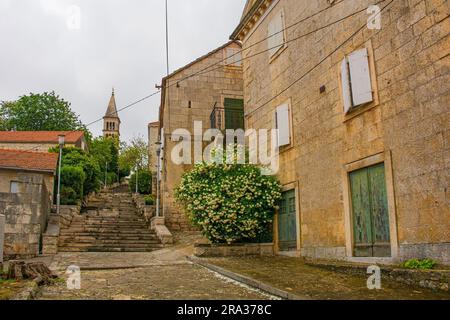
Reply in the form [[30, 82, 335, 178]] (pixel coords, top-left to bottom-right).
[[16, 0, 391, 152], [192, 0, 387, 79], [246, 0, 395, 117]]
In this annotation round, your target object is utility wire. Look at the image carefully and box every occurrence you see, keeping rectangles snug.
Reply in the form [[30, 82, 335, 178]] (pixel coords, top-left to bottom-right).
[[18, 0, 389, 152], [246, 0, 395, 117]]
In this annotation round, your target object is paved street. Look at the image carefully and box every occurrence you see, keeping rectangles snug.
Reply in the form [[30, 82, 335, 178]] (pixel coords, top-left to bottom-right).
[[34, 238, 450, 300], [37, 240, 273, 300]]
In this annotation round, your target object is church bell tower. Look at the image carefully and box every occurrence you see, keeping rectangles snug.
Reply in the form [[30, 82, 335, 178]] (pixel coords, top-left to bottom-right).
[[103, 88, 121, 139]]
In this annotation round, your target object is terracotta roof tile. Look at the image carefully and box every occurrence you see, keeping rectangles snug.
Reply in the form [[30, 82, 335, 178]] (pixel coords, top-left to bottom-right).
[[0, 131, 84, 144], [0, 149, 58, 172]]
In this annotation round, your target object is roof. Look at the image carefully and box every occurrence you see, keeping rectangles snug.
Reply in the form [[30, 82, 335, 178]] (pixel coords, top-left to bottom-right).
[[162, 40, 241, 81], [104, 89, 119, 119], [230, 0, 267, 40], [0, 149, 58, 173], [0, 131, 85, 144], [148, 121, 160, 127]]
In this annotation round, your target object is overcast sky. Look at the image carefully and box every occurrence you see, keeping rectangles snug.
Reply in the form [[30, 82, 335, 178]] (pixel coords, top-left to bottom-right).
[[0, 0, 246, 143]]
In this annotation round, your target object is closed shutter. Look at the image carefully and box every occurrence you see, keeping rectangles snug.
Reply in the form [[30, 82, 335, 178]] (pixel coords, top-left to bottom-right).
[[268, 11, 284, 57], [276, 104, 290, 147], [348, 48, 373, 106], [341, 58, 352, 114]]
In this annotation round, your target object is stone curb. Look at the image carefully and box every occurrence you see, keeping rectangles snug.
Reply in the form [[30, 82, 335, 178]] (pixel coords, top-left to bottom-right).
[[187, 256, 311, 300]]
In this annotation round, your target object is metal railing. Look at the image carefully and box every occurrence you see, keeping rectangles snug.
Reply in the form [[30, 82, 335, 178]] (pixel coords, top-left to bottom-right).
[[210, 103, 245, 131]]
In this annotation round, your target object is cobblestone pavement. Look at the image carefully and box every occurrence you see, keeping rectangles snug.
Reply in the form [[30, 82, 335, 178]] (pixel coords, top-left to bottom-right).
[[36, 235, 273, 300], [37, 264, 272, 300], [204, 257, 450, 300]]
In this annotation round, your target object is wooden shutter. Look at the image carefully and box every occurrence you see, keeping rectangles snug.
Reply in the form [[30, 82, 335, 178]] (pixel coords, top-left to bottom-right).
[[224, 98, 244, 130], [268, 11, 284, 57], [276, 104, 290, 147], [348, 48, 373, 106], [341, 58, 352, 114]]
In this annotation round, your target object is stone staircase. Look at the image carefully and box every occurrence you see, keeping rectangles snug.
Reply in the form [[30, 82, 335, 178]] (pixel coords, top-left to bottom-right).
[[58, 190, 164, 253]]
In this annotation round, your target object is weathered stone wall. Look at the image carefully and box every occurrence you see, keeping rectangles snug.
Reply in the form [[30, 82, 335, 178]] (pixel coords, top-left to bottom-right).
[[161, 42, 244, 231], [0, 169, 55, 202], [238, 0, 449, 263], [0, 214, 4, 263], [0, 142, 78, 153], [0, 174, 51, 259]]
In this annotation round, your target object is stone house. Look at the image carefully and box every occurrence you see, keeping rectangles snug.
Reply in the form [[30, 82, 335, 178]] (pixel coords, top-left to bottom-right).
[[231, 0, 449, 264], [0, 149, 58, 259], [0, 131, 88, 153], [157, 41, 244, 231]]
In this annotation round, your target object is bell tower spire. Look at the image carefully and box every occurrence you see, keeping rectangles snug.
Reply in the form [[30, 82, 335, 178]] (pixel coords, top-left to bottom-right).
[[103, 88, 121, 139]]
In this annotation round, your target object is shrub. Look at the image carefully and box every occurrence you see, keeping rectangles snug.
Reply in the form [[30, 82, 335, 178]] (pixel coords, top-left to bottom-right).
[[60, 166, 85, 203], [144, 195, 155, 206], [175, 155, 282, 244], [60, 186, 79, 205], [129, 170, 152, 195], [401, 259, 437, 270], [107, 172, 118, 186]]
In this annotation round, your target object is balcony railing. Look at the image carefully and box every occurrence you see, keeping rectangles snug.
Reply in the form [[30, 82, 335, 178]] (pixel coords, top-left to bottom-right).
[[210, 104, 245, 131]]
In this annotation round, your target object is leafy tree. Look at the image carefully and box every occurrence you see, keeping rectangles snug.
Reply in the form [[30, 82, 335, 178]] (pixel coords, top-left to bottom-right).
[[1, 92, 85, 130], [60, 166, 85, 204], [62, 148, 101, 195], [129, 170, 152, 195], [90, 136, 120, 179], [119, 135, 149, 175]]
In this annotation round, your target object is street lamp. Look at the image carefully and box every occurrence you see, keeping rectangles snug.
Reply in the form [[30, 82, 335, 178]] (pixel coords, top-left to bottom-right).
[[57, 134, 65, 216], [104, 162, 108, 189], [155, 141, 162, 217]]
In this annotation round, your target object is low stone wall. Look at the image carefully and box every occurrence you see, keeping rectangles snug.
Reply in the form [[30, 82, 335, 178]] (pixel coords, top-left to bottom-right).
[[151, 217, 173, 245], [42, 205, 80, 256], [305, 260, 450, 293], [0, 175, 50, 260], [194, 243, 275, 258], [0, 214, 5, 263], [132, 194, 156, 223]]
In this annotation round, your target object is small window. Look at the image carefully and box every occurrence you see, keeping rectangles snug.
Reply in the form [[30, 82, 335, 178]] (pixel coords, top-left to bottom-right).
[[275, 104, 291, 147], [341, 48, 374, 113], [268, 11, 285, 57], [10, 181, 19, 193], [225, 48, 242, 67], [188, 101, 192, 108]]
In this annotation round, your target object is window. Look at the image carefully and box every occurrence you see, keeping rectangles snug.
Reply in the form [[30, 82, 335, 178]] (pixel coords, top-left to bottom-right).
[[275, 104, 291, 147], [225, 48, 242, 67], [341, 48, 374, 113], [268, 11, 285, 57], [10, 181, 19, 193]]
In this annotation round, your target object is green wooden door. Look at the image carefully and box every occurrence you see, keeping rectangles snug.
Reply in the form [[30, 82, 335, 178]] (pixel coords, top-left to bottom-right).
[[350, 163, 391, 257], [224, 98, 244, 130], [278, 190, 297, 250]]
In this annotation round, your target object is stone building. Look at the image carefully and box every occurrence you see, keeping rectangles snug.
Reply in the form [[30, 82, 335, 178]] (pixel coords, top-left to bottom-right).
[[231, 0, 449, 264], [158, 41, 244, 231], [0, 131, 88, 152], [103, 89, 121, 139], [0, 149, 57, 259]]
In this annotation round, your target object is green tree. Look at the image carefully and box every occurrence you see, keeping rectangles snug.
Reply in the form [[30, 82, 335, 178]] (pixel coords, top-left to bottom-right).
[[0, 92, 92, 143], [119, 135, 149, 176], [90, 136, 120, 184], [129, 170, 152, 195]]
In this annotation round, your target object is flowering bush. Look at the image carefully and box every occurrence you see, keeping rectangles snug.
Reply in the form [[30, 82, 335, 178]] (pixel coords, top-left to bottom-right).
[[175, 150, 282, 244]]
